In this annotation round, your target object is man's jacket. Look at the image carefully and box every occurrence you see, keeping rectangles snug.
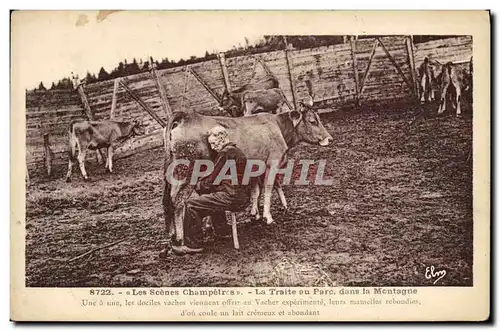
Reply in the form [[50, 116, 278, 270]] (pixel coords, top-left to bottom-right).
[[195, 142, 252, 198]]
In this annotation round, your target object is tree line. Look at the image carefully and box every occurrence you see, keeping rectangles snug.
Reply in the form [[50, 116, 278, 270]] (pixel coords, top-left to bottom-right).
[[33, 34, 457, 92]]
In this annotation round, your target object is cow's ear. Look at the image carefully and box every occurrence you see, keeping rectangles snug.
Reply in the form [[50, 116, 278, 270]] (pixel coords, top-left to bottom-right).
[[288, 110, 302, 127]]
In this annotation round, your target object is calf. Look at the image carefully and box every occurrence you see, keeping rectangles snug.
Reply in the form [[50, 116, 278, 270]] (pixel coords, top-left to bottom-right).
[[65, 119, 145, 182]]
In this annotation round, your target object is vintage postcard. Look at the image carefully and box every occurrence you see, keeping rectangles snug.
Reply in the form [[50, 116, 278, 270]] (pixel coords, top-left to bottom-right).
[[11, 10, 490, 322]]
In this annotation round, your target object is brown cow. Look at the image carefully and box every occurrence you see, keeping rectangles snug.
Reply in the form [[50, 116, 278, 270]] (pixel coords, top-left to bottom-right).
[[161, 106, 333, 252], [418, 57, 436, 103], [435, 61, 471, 117], [242, 88, 287, 116], [219, 75, 280, 117], [65, 119, 146, 182]]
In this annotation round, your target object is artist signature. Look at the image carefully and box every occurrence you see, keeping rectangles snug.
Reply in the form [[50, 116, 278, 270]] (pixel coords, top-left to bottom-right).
[[425, 265, 447, 284]]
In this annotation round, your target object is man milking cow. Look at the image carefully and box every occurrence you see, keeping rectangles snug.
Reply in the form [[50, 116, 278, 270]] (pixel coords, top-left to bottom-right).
[[171, 125, 252, 255]]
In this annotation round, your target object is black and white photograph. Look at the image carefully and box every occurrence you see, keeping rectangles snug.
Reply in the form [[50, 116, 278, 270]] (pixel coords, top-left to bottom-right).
[[11, 10, 490, 322]]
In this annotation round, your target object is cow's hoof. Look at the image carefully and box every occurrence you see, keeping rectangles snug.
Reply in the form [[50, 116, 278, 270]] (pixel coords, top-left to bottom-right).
[[250, 209, 260, 220], [65, 177, 71, 183], [83, 177, 90, 182], [159, 248, 171, 259], [264, 218, 275, 225]]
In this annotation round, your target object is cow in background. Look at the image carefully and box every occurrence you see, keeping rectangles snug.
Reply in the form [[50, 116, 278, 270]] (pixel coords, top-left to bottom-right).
[[417, 56, 473, 117], [435, 60, 472, 117], [418, 57, 436, 103], [219, 75, 280, 117], [241, 88, 287, 116], [65, 119, 146, 182]]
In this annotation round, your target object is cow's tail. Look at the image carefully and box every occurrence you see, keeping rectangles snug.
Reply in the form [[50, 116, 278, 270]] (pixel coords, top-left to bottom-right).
[[444, 61, 453, 76], [162, 112, 189, 244], [162, 154, 174, 244]]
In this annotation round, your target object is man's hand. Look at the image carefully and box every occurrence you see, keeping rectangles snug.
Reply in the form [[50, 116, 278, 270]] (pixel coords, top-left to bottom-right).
[[195, 180, 212, 195]]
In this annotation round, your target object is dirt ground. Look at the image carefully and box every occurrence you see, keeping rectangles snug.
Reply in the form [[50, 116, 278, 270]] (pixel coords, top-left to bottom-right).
[[25, 102, 473, 287]]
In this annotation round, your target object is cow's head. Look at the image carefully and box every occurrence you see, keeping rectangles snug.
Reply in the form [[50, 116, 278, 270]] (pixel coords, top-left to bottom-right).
[[132, 119, 146, 136], [288, 102, 333, 146], [218, 90, 241, 116]]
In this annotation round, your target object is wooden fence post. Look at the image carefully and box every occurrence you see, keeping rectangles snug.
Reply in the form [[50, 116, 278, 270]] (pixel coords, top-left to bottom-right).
[[26, 164, 30, 187], [358, 39, 379, 97], [149, 63, 173, 117], [181, 65, 191, 112], [110, 78, 120, 119], [43, 133, 53, 177], [217, 52, 232, 92], [76, 80, 95, 121], [284, 43, 298, 110], [74, 78, 105, 164], [406, 35, 419, 99], [349, 36, 361, 107], [119, 79, 167, 127], [189, 66, 222, 103], [376, 37, 414, 94]]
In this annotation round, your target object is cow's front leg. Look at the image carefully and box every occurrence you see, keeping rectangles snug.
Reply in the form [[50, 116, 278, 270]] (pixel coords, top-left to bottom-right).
[[107, 146, 113, 173], [275, 184, 288, 211], [262, 184, 275, 225], [77, 149, 89, 181]]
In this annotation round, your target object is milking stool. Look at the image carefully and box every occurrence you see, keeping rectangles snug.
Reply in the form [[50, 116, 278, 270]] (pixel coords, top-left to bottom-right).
[[229, 212, 240, 249]]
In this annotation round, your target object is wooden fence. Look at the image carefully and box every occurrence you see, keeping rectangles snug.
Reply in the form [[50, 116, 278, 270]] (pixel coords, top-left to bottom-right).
[[25, 35, 472, 176]]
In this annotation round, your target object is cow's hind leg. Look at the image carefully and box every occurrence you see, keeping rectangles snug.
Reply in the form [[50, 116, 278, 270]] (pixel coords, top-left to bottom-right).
[[437, 83, 450, 115], [65, 156, 74, 183], [453, 81, 462, 117], [275, 184, 288, 211], [262, 183, 275, 225], [65, 135, 77, 183], [250, 181, 261, 220], [261, 168, 275, 225]]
